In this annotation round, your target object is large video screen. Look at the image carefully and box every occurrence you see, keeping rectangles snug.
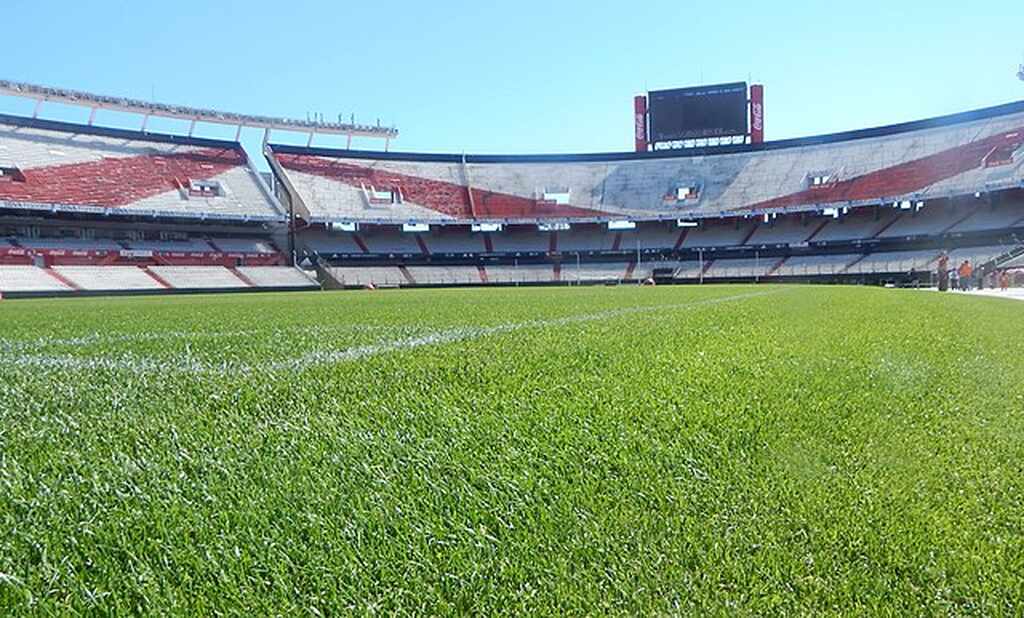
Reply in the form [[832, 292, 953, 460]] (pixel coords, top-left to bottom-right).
[[648, 82, 748, 141]]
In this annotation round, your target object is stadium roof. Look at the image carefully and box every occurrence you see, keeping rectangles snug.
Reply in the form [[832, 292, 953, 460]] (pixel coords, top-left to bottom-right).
[[0, 78, 398, 141]]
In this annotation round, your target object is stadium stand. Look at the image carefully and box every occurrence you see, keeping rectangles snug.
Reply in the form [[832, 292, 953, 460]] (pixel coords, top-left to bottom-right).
[[673, 261, 711, 280], [772, 254, 862, 277], [234, 267, 319, 289], [18, 237, 123, 251], [876, 204, 972, 239], [560, 262, 632, 282], [208, 238, 278, 254], [0, 115, 283, 221], [680, 220, 758, 249], [745, 217, 818, 246], [489, 227, 554, 254], [0, 265, 72, 292], [845, 250, 940, 274], [405, 265, 482, 285], [2, 98, 1024, 296], [52, 266, 161, 292], [948, 204, 1024, 233], [703, 257, 779, 279], [326, 266, 406, 287], [358, 230, 424, 255], [944, 245, 1019, 266], [125, 239, 217, 253], [54, 266, 165, 291], [485, 264, 556, 283], [811, 208, 904, 243], [146, 266, 250, 289], [270, 101, 1024, 224]]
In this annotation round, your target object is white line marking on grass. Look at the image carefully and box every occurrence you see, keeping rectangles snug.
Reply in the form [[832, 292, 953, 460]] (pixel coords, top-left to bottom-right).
[[0, 323, 399, 353], [272, 290, 777, 372], [0, 290, 779, 376]]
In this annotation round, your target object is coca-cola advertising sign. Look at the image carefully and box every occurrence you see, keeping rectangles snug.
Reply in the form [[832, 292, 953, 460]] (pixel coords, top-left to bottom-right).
[[750, 85, 764, 144], [633, 95, 648, 152]]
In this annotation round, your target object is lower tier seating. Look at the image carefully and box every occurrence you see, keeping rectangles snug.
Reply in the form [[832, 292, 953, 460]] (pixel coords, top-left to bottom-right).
[[55, 266, 163, 291], [235, 267, 319, 288], [0, 266, 71, 292], [772, 254, 862, 276], [147, 266, 247, 289]]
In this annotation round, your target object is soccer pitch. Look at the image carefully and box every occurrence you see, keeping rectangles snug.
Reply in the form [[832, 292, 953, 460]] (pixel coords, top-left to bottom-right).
[[1, 285, 1022, 614]]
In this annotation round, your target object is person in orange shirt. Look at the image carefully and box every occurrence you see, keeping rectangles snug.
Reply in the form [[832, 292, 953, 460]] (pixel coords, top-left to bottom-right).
[[958, 260, 973, 291], [1000, 270, 1010, 291]]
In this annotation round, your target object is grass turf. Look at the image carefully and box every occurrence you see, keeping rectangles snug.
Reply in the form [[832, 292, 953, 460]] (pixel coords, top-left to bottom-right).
[[1, 285, 1022, 614]]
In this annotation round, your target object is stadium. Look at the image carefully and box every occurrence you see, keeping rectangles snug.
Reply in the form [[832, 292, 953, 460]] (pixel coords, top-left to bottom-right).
[[1, 79, 1023, 294], [2, 7, 1024, 613]]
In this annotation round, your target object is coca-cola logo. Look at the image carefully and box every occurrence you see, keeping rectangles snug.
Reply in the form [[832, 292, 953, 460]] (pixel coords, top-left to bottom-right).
[[751, 103, 763, 131], [635, 112, 646, 140]]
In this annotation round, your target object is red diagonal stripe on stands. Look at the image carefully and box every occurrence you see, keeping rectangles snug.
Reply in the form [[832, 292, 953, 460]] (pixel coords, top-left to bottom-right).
[[0, 148, 245, 207], [741, 127, 1024, 212], [275, 153, 609, 219]]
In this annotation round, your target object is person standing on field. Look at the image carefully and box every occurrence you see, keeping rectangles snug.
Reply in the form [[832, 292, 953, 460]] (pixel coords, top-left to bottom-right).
[[937, 252, 950, 291], [1000, 270, 1010, 291], [958, 260, 973, 291]]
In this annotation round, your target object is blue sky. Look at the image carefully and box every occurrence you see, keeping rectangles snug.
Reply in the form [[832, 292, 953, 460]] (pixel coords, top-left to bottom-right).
[[2, 0, 1022, 166]]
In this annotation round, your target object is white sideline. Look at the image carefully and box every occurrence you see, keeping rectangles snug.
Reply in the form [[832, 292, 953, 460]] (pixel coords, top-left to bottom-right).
[[0, 290, 778, 375]]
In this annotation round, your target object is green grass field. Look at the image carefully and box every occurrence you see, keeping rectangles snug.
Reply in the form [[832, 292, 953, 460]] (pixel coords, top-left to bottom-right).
[[1, 285, 1022, 615]]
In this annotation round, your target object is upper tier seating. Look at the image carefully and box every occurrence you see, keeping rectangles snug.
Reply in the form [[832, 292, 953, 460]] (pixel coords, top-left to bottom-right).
[[559, 226, 618, 253], [301, 232, 367, 255], [745, 217, 818, 246], [632, 225, 682, 251], [19, 237, 122, 251], [359, 232, 423, 255], [125, 239, 215, 253], [210, 238, 277, 253], [490, 229, 552, 254], [811, 209, 903, 243], [269, 102, 1024, 223], [423, 231, 484, 254], [681, 220, 757, 249], [0, 116, 283, 220], [294, 197, 1023, 259], [948, 205, 1024, 233], [877, 205, 973, 239]]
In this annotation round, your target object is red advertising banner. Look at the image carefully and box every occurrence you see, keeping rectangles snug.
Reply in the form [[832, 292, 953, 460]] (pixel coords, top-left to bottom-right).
[[633, 95, 648, 152], [749, 84, 764, 144]]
